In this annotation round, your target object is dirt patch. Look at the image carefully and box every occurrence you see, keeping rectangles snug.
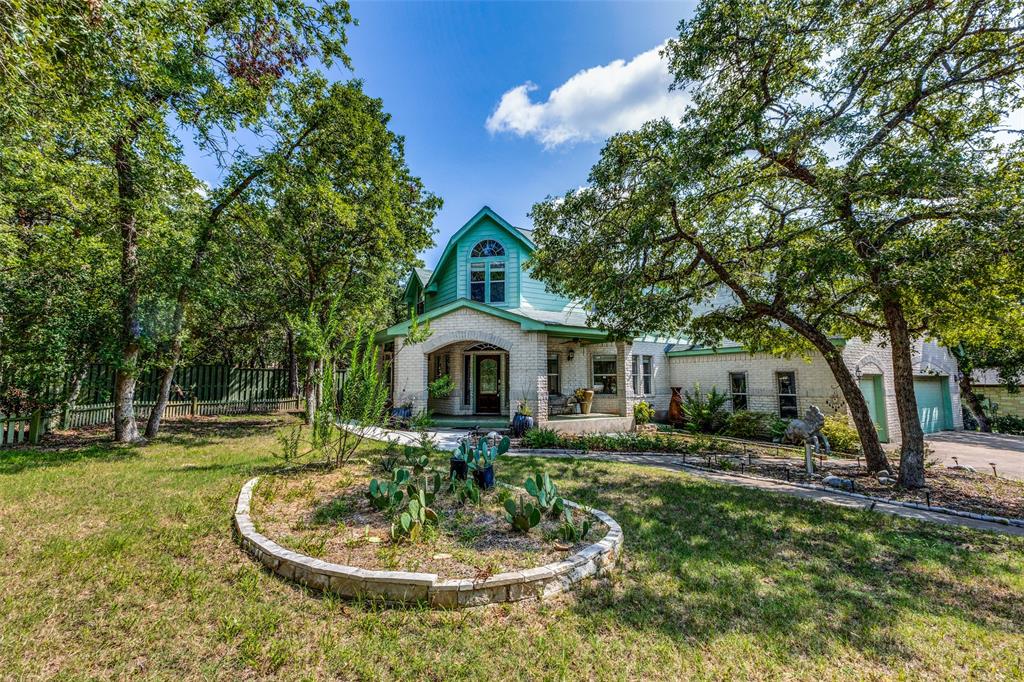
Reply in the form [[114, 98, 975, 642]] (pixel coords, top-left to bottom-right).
[[695, 452, 1024, 520], [250, 466, 604, 579]]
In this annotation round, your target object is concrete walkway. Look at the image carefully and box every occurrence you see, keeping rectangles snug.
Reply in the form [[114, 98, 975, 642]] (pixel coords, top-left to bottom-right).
[[926, 431, 1024, 481], [506, 450, 1024, 537], [341, 423, 1024, 537]]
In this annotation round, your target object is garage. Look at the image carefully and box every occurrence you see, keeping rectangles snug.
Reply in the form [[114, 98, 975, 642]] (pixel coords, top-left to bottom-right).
[[913, 377, 951, 433]]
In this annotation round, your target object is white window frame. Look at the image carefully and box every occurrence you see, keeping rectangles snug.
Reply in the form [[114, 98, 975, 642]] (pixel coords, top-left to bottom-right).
[[631, 355, 654, 396], [776, 371, 798, 419], [729, 371, 748, 411], [547, 353, 560, 396], [593, 354, 618, 395]]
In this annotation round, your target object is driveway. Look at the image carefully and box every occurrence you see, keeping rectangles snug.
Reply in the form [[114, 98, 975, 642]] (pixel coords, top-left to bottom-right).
[[926, 431, 1024, 481]]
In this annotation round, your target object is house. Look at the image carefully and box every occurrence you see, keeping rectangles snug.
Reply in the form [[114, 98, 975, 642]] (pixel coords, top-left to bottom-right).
[[378, 206, 963, 439]]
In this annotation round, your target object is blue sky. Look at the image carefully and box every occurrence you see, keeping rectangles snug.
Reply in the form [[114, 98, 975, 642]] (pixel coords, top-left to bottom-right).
[[184, 1, 695, 267]]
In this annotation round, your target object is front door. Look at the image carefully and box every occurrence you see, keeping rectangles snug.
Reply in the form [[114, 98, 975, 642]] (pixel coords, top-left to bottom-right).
[[475, 355, 501, 414]]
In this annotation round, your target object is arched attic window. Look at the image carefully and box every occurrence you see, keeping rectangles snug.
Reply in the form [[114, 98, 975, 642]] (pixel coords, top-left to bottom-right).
[[468, 240, 506, 304]]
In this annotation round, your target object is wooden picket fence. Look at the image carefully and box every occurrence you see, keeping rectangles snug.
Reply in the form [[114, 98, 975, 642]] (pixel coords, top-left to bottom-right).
[[63, 396, 303, 430], [0, 411, 48, 446]]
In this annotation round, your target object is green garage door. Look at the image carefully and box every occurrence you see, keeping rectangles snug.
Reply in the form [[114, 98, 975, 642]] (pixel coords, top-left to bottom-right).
[[913, 377, 951, 433]]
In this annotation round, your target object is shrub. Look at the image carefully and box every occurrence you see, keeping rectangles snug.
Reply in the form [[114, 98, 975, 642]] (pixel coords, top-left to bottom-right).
[[821, 414, 861, 453], [634, 401, 655, 425], [409, 409, 434, 430], [722, 411, 775, 440], [427, 375, 455, 399], [681, 384, 729, 434], [992, 414, 1024, 435], [521, 427, 562, 448]]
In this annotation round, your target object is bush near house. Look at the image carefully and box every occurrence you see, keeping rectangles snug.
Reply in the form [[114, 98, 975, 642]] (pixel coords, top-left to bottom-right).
[[991, 415, 1024, 435], [820, 415, 861, 454]]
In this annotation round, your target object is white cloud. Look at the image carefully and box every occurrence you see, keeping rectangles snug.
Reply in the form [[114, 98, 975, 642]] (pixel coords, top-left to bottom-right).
[[486, 41, 688, 148]]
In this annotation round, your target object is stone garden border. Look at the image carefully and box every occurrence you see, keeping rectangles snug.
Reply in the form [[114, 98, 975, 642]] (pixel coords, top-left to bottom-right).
[[233, 477, 623, 608]]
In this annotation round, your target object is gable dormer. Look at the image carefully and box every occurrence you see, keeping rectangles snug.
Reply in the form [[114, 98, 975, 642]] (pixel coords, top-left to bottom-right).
[[401, 206, 576, 318], [417, 206, 535, 312]]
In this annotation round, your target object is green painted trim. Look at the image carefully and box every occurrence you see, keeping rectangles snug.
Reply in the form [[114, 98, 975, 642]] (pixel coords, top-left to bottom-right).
[[667, 337, 847, 358], [376, 299, 608, 342], [422, 207, 536, 294], [666, 346, 748, 358]]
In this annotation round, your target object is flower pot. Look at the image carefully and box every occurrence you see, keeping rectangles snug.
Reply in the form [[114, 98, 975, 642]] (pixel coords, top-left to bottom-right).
[[390, 406, 412, 425], [472, 464, 495, 490], [580, 389, 595, 415], [511, 412, 534, 437], [449, 457, 468, 481]]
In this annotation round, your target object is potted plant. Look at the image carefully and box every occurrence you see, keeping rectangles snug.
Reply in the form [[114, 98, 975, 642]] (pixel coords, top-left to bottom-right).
[[575, 388, 595, 415], [390, 400, 413, 426], [449, 439, 472, 481], [428, 374, 455, 400], [511, 400, 534, 437], [466, 434, 509, 489]]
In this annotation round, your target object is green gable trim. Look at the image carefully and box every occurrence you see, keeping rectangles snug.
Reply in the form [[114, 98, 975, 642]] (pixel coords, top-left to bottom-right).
[[667, 337, 848, 357], [422, 206, 535, 295], [376, 299, 609, 342]]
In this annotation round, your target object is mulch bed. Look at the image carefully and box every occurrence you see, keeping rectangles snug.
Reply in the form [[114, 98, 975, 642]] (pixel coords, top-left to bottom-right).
[[691, 451, 1024, 520], [250, 466, 603, 579]]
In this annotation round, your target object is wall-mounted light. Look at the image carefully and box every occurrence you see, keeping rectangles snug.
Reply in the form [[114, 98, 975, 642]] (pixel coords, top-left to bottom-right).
[[567, 349, 575, 362], [854, 365, 862, 380]]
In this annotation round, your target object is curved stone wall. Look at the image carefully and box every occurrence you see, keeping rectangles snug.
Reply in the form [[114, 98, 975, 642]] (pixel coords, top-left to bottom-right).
[[234, 477, 623, 608]]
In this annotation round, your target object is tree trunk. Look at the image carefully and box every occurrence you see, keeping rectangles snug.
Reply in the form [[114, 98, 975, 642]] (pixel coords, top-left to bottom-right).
[[304, 359, 317, 424], [287, 327, 298, 398], [145, 362, 176, 438], [112, 133, 142, 444], [61, 365, 88, 429], [958, 372, 991, 433], [881, 294, 927, 488], [818, 347, 892, 473]]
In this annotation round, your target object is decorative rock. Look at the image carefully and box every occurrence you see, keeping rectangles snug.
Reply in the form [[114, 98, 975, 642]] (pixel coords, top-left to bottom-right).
[[877, 476, 897, 486], [233, 476, 622, 609], [822, 475, 855, 492], [948, 464, 977, 473]]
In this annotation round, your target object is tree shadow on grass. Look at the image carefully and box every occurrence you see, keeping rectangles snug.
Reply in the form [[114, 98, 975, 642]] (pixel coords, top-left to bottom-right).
[[0, 442, 140, 476], [502, 456, 1024, 667]]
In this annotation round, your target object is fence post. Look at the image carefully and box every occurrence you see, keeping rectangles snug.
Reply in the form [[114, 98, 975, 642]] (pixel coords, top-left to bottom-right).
[[29, 409, 43, 444], [191, 396, 198, 417]]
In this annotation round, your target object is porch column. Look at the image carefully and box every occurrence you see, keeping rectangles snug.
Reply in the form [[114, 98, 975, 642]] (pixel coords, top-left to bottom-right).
[[617, 340, 634, 419], [508, 331, 547, 423], [536, 375, 549, 425], [392, 336, 428, 413]]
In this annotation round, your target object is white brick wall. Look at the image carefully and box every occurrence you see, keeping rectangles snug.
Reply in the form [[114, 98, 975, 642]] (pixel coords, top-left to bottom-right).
[[668, 350, 844, 418], [393, 306, 963, 440], [392, 308, 547, 418], [842, 336, 963, 442]]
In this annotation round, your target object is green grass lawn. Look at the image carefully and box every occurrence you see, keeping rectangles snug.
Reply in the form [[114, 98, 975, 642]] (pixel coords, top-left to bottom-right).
[[2, 415, 1023, 680]]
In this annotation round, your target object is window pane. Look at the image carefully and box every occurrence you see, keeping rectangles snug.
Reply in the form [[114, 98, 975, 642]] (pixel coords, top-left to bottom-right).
[[594, 376, 617, 395], [489, 262, 505, 280], [489, 281, 505, 303], [547, 356, 558, 374], [593, 357, 617, 375], [730, 372, 747, 394], [631, 356, 639, 395], [471, 239, 505, 257], [479, 359, 498, 393], [470, 283, 485, 302], [733, 394, 748, 411], [779, 395, 798, 419], [777, 371, 795, 395], [642, 356, 652, 395]]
